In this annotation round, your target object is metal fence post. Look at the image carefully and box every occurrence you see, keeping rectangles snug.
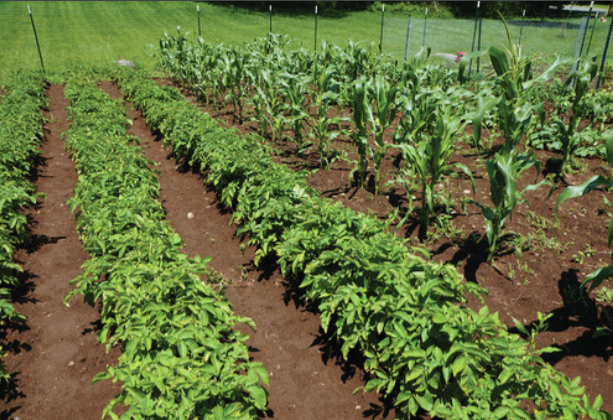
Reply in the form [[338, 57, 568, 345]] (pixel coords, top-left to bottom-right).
[[404, 15, 411, 61], [597, 14, 613, 88], [379, 4, 385, 54], [27, 4, 45, 73]]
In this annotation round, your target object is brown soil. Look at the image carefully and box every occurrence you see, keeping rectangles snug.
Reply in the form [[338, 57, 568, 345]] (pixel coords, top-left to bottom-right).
[[99, 81, 394, 419], [173, 82, 613, 415], [1, 85, 122, 419]]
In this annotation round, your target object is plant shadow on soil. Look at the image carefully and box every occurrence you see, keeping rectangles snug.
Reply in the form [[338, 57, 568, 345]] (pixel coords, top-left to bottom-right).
[[0, 375, 25, 420], [510, 269, 613, 364]]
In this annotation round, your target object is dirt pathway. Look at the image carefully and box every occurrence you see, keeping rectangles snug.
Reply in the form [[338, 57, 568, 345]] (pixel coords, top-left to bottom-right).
[[100, 81, 392, 419], [1, 84, 121, 420]]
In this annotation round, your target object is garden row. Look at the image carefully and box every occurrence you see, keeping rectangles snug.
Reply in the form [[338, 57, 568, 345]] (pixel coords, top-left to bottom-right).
[[0, 71, 47, 383], [62, 74, 268, 419], [113, 66, 611, 419]]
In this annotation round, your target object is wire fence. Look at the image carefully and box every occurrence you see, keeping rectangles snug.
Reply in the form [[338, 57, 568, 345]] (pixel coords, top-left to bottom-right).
[[0, 2, 611, 84]]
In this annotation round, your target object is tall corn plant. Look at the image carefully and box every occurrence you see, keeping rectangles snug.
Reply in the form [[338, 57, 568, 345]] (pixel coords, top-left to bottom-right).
[[308, 64, 343, 168], [395, 106, 474, 239], [366, 75, 398, 195], [460, 16, 564, 154], [279, 73, 311, 155], [472, 150, 553, 262], [254, 69, 286, 143], [346, 79, 371, 189], [226, 49, 249, 124]]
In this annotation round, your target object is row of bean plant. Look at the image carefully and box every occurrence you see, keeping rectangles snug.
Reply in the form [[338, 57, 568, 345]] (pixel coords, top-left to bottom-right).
[[0, 71, 47, 383], [62, 73, 268, 419], [113, 66, 611, 420]]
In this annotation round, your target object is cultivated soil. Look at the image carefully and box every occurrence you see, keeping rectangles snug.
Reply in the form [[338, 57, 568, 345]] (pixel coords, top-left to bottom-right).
[[168, 78, 613, 415], [2, 74, 612, 418]]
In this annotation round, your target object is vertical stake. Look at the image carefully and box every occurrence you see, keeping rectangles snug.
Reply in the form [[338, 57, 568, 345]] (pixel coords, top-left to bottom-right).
[[422, 7, 427, 46], [597, 14, 613, 89], [269, 4, 272, 34], [404, 15, 412, 61], [379, 4, 385, 54], [578, 1, 595, 68], [477, 18, 483, 73], [314, 5, 318, 51], [197, 5, 201, 37], [27, 4, 45, 74], [585, 12, 598, 58], [519, 9, 526, 44], [468, 1, 481, 77]]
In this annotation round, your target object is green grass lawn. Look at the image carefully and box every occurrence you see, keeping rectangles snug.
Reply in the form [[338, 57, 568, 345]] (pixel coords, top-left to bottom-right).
[[0, 1, 611, 77]]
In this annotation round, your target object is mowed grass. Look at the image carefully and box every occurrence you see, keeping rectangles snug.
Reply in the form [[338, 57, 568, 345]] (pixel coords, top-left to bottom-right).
[[0, 1, 611, 77]]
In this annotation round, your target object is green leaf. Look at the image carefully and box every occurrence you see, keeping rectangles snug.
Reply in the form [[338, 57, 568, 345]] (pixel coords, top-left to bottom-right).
[[555, 175, 613, 217], [582, 266, 613, 293]]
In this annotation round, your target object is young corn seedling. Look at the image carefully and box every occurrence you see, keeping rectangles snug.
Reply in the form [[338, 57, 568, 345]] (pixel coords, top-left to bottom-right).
[[473, 150, 553, 262]]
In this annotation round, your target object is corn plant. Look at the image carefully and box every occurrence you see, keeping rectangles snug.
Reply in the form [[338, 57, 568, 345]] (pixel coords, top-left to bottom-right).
[[552, 56, 599, 171], [253, 69, 286, 143], [279, 73, 311, 155], [395, 105, 474, 239], [346, 78, 371, 188], [366, 75, 398, 195], [308, 64, 343, 168], [472, 150, 553, 262], [225, 49, 250, 124], [460, 17, 564, 154]]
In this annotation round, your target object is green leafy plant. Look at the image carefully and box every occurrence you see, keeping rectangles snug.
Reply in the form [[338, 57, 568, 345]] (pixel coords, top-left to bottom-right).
[[64, 75, 269, 418], [117, 64, 612, 420]]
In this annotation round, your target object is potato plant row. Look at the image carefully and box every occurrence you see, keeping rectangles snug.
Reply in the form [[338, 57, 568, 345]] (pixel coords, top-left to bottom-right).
[[113, 67, 612, 420], [62, 75, 268, 419], [0, 71, 47, 383]]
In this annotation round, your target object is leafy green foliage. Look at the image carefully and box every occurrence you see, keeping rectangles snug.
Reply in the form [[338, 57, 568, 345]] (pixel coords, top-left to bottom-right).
[[115, 65, 611, 419], [63, 76, 268, 418]]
